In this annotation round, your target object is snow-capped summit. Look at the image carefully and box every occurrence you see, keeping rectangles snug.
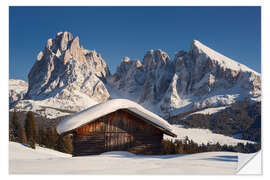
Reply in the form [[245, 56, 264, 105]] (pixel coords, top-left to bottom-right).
[[12, 32, 110, 118], [190, 40, 259, 75]]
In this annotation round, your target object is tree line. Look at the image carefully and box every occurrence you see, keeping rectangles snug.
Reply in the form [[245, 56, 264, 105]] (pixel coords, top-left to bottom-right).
[[9, 110, 73, 154], [162, 137, 261, 155]]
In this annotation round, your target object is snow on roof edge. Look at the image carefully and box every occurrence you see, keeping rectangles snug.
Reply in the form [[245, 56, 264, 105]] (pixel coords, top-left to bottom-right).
[[56, 99, 176, 137]]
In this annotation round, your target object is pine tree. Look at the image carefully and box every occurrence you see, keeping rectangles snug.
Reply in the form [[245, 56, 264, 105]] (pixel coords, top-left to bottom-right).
[[216, 142, 221, 151], [11, 110, 20, 142], [24, 111, 36, 149], [47, 127, 59, 149], [9, 121, 15, 141], [42, 128, 49, 147], [236, 143, 244, 152], [35, 126, 40, 145], [56, 135, 73, 154], [37, 127, 44, 146], [18, 123, 27, 144]]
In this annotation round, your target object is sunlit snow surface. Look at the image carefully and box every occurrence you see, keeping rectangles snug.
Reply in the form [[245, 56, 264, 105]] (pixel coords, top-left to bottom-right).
[[182, 106, 228, 120], [9, 142, 238, 174], [165, 125, 253, 146], [186, 106, 227, 116]]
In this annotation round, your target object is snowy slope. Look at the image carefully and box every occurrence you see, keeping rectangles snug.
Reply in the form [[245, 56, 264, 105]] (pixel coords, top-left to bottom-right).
[[183, 106, 227, 119], [165, 125, 254, 146], [9, 142, 71, 160], [13, 94, 97, 119], [188, 106, 227, 115], [9, 142, 238, 174]]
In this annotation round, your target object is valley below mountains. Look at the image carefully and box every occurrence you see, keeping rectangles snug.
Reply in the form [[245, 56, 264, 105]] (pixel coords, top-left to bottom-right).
[[9, 32, 261, 142]]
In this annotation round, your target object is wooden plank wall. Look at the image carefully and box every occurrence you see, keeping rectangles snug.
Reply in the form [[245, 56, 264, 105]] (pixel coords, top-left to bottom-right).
[[73, 110, 163, 156]]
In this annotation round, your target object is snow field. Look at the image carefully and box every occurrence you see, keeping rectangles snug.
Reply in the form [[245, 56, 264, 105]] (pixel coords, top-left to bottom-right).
[[9, 142, 238, 174]]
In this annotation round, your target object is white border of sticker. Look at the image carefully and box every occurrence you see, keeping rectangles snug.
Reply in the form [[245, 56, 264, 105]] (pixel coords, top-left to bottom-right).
[[1, 0, 268, 179]]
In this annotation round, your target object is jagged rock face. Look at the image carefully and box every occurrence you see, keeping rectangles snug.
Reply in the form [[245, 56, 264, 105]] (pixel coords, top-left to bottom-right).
[[108, 50, 174, 104], [108, 57, 146, 98], [109, 40, 261, 114], [9, 79, 28, 106], [18, 32, 110, 114], [139, 49, 174, 104], [161, 40, 261, 112]]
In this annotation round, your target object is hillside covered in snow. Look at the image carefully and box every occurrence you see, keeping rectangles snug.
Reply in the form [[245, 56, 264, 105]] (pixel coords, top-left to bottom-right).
[[165, 125, 254, 146], [9, 79, 28, 106]]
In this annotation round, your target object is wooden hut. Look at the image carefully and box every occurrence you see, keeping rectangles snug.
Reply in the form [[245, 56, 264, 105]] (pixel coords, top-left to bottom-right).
[[56, 99, 177, 156]]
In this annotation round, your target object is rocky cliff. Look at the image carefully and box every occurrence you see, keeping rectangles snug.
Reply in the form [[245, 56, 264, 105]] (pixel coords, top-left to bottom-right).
[[12, 32, 110, 118], [108, 40, 261, 115]]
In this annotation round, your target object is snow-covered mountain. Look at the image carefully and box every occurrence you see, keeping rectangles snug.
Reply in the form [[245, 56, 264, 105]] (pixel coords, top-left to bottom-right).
[[108, 40, 261, 115], [9, 79, 28, 106], [11, 32, 110, 118], [10, 32, 261, 119]]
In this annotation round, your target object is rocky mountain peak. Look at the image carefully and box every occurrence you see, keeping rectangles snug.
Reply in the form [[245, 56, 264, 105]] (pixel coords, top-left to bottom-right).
[[59, 32, 73, 51], [17, 32, 110, 115], [41, 32, 88, 65], [45, 32, 73, 54], [142, 49, 170, 71], [134, 59, 143, 68], [190, 39, 211, 51], [68, 36, 86, 63], [117, 57, 142, 72], [122, 56, 131, 63]]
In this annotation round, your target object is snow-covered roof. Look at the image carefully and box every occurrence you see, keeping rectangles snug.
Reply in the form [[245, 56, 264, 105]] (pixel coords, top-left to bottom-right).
[[56, 99, 177, 137]]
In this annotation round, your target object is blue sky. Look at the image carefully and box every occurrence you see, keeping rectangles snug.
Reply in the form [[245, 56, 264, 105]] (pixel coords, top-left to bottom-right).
[[9, 6, 261, 81]]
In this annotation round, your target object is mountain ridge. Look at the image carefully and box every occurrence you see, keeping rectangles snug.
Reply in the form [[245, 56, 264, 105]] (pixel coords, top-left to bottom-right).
[[9, 32, 261, 119]]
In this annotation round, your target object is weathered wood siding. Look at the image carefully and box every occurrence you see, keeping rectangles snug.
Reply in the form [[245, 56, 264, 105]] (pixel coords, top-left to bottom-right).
[[72, 109, 163, 156]]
